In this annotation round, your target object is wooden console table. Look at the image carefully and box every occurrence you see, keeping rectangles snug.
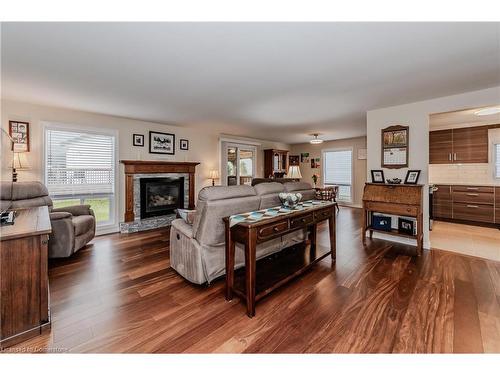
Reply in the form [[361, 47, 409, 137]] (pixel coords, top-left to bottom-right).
[[224, 201, 337, 317], [362, 183, 424, 255], [0, 206, 52, 348]]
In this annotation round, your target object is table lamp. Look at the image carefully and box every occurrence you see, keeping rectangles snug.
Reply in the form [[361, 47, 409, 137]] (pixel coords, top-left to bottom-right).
[[209, 169, 219, 186], [286, 165, 302, 179], [12, 152, 30, 182]]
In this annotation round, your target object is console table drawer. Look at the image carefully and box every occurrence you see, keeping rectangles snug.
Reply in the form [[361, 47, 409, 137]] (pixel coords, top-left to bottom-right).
[[314, 208, 333, 221], [452, 186, 494, 194], [453, 203, 494, 223], [452, 191, 494, 205], [290, 214, 314, 229], [257, 220, 289, 240], [364, 201, 418, 217]]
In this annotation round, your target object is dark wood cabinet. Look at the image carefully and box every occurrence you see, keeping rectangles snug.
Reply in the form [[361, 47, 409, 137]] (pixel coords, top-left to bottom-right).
[[452, 126, 489, 163], [429, 126, 489, 164], [264, 149, 289, 178], [0, 207, 52, 348], [433, 184, 498, 225], [433, 185, 452, 219], [429, 130, 453, 164]]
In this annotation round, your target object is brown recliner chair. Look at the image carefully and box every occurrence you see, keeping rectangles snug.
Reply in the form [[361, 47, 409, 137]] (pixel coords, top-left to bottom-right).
[[0, 181, 96, 258]]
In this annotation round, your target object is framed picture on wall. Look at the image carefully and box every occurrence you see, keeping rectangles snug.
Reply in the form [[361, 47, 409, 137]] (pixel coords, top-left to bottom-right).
[[133, 134, 144, 147], [180, 139, 189, 150], [9, 120, 30, 152], [149, 131, 175, 155], [381, 125, 409, 169], [289, 155, 300, 166]]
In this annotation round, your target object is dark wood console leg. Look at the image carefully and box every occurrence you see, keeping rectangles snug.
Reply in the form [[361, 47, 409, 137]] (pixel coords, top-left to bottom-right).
[[310, 223, 317, 254], [244, 231, 257, 317], [225, 221, 235, 301], [328, 215, 336, 262]]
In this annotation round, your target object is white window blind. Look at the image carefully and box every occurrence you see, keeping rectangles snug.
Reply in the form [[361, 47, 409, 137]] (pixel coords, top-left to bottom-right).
[[323, 149, 353, 202], [45, 128, 115, 196], [495, 144, 500, 178]]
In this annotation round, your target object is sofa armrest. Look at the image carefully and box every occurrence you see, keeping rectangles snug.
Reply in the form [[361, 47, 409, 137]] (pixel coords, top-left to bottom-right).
[[52, 204, 94, 217], [50, 211, 72, 220]]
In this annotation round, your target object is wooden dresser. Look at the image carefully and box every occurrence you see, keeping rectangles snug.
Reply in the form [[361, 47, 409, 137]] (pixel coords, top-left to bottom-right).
[[362, 183, 424, 255], [0, 206, 52, 348]]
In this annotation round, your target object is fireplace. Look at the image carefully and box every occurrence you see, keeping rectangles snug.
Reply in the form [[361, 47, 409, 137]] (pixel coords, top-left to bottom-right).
[[139, 177, 185, 219]]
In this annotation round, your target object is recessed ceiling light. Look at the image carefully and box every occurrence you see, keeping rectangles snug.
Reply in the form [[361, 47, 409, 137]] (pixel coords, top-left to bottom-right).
[[474, 107, 500, 116], [310, 134, 323, 144]]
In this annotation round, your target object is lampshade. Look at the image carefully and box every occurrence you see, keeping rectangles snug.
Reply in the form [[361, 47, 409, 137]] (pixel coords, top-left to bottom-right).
[[209, 169, 220, 179], [12, 152, 30, 170], [287, 165, 302, 179]]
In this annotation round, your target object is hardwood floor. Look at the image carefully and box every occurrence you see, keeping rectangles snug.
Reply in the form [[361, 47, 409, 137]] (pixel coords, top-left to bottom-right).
[[6, 207, 500, 353]]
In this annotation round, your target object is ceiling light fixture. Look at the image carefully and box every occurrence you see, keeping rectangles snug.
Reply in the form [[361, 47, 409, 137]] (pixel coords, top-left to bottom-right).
[[310, 134, 323, 144], [474, 107, 500, 116]]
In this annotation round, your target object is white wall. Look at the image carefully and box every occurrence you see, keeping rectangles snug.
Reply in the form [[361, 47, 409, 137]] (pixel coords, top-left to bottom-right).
[[367, 86, 500, 249], [290, 136, 367, 207], [1, 99, 289, 230]]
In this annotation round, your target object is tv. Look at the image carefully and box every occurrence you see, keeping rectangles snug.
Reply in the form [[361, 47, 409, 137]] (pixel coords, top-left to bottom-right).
[[1, 128, 15, 225]]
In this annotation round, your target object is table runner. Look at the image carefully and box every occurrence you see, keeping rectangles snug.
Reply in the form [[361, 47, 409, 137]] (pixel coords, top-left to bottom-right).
[[229, 200, 334, 227]]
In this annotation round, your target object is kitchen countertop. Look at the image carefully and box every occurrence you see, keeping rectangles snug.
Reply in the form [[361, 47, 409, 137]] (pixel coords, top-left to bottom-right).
[[429, 182, 500, 187]]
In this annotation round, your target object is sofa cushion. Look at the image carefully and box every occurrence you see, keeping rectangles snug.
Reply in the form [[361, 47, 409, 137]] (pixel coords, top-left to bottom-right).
[[193, 195, 260, 246], [72, 215, 95, 236], [198, 185, 256, 201], [284, 181, 313, 192], [254, 182, 284, 196]]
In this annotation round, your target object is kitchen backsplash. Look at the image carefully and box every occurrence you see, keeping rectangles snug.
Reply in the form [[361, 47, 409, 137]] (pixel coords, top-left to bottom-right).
[[429, 163, 497, 184]]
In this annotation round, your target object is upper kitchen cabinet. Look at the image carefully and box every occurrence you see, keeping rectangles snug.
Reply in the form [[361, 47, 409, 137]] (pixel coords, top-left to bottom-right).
[[429, 126, 489, 164], [452, 126, 489, 163], [429, 129, 453, 164]]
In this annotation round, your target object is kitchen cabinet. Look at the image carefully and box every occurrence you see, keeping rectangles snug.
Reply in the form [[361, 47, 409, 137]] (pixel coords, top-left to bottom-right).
[[433, 184, 497, 225], [429, 130, 453, 164], [452, 126, 489, 163], [429, 126, 489, 164], [433, 184, 452, 219]]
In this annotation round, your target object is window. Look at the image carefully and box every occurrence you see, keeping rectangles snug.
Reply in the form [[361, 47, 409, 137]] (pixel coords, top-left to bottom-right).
[[45, 126, 116, 229], [495, 143, 500, 179], [323, 149, 353, 202]]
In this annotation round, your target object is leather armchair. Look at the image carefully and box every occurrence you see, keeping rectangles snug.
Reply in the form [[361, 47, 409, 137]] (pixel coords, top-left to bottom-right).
[[0, 181, 96, 258]]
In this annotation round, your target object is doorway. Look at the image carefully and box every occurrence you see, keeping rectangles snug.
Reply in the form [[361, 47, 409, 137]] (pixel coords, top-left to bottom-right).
[[221, 142, 256, 186], [428, 106, 500, 261]]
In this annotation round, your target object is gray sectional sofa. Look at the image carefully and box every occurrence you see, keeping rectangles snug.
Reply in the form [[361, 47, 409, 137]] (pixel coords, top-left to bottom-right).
[[169, 181, 316, 284]]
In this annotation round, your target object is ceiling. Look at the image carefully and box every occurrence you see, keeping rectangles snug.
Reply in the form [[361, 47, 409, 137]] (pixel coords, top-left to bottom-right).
[[430, 105, 500, 130], [2, 22, 500, 144]]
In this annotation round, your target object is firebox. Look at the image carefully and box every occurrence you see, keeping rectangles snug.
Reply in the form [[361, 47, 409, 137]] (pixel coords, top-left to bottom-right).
[[139, 177, 184, 219]]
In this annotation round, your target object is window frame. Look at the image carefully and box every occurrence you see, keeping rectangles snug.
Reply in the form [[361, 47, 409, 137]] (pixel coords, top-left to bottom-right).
[[322, 147, 354, 204], [42, 122, 119, 235]]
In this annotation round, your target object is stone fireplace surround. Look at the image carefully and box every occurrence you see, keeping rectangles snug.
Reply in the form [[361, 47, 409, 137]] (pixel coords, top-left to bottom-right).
[[119, 160, 199, 233]]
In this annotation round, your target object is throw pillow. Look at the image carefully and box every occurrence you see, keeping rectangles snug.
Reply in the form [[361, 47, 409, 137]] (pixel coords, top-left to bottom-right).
[[177, 209, 196, 225]]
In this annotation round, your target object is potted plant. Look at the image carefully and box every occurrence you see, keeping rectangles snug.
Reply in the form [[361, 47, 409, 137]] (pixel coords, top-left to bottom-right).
[[311, 174, 319, 188]]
